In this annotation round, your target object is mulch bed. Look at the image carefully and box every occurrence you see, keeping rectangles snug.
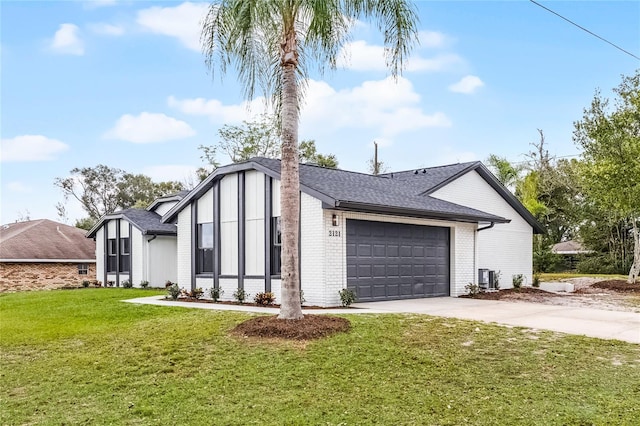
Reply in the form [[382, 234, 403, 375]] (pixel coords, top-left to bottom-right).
[[166, 298, 331, 309], [459, 287, 558, 300], [231, 315, 351, 340], [589, 279, 640, 293]]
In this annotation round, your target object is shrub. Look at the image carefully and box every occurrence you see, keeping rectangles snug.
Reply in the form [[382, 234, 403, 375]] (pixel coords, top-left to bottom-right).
[[300, 289, 306, 304], [492, 270, 502, 290], [338, 288, 357, 307], [82, 280, 90, 288], [532, 273, 541, 288], [512, 274, 524, 289], [465, 282, 480, 296], [254, 292, 276, 306], [210, 287, 224, 302], [140, 280, 149, 289], [233, 288, 248, 304], [167, 283, 181, 300], [189, 288, 204, 300], [93, 280, 102, 287], [165, 280, 174, 288], [107, 281, 115, 287], [122, 280, 133, 289]]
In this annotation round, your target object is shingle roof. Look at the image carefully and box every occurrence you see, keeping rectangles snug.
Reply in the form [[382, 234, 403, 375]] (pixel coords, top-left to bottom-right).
[[164, 157, 515, 225], [86, 209, 177, 238], [0, 219, 96, 261]]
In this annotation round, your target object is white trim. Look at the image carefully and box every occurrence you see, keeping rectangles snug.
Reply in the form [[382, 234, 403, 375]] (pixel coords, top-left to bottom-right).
[[0, 259, 96, 263]]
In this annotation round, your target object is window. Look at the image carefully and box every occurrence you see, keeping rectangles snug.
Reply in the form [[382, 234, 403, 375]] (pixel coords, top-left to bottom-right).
[[271, 217, 281, 275], [78, 264, 89, 275], [119, 238, 130, 273], [197, 223, 214, 274], [107, 239, 117, 273]]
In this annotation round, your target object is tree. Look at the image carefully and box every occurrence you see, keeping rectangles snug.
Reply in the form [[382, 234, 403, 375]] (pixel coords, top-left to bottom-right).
[[573, 70, 640, 283], [202, 0, 418, 319], [199, 116, 338, 173], [367, 141, 387, 175], [55, 165, 184, 221], [486, 154, 522, 190]]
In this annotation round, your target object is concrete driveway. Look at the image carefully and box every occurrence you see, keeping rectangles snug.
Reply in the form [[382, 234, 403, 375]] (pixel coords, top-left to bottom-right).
[[353, 298, 640, 344]]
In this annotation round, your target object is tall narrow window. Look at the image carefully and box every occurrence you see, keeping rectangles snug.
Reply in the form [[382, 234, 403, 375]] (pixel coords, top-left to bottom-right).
[[271, 217, 282, 275], [107, 239, 117, 273], [197, 222, 214, 274], [119, 238, 130, 273]]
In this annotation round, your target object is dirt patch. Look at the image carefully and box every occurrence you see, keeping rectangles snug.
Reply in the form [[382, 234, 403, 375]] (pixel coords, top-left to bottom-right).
[[589, 280, 640, 293], [460, 287, 558, 301], [231, 315, 351, 340]]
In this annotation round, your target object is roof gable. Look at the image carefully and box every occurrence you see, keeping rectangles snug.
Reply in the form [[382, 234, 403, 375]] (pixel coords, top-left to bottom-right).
[[0, 219, 95, 261], [86, 209, 177, 238]]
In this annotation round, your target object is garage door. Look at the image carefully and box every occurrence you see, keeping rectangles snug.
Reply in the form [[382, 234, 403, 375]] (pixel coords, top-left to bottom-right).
[[346, 220, 450, 302]]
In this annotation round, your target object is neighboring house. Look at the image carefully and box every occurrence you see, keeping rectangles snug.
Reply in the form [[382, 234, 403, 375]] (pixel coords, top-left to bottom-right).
[[87, 191, 188, 288], [162, 157, 543, 307], [0, 219, 96, 292], [552, 240, 591, 270]]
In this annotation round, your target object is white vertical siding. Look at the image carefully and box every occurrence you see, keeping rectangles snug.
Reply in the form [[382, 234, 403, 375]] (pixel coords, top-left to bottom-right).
[[95, 228, 104, 284], [245, 171, 265, 275], [220, 174, 238, 275], [176, 206, 192, 287], [120, 221, 130, 238], [300, 193, 325, 304], [271, 178, 281, 217], [153, 201, 179, 217], [430, 170, 533, 288], [149, 236, 178, 287], [107, 220, 116, 235], [131, 227, 144, 286], [197, 188, 214, 223]]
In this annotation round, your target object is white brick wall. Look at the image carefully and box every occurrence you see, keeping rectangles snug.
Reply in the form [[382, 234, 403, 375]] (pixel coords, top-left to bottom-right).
[[244, 278, 266, 303], [431, 170, 533, 288], [450, 224, 476, 296], [219, 278, 238, 302], [176, 206, 192, 288], [300, 193, 325, 306]]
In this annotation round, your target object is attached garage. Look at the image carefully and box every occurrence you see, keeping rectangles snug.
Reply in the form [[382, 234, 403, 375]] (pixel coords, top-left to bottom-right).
[[346, 219, 450, 301]]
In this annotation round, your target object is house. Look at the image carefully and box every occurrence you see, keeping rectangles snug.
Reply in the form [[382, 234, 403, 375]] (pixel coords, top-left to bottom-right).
[[86, 191, 188, 288], [0, 219, 96, 292], [552, 240, 591, 270], [161, 157, 543, 307]]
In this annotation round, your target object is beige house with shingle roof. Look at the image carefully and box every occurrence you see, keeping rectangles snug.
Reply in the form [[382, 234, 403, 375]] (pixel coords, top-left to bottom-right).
[[0, 219, 96, 292]]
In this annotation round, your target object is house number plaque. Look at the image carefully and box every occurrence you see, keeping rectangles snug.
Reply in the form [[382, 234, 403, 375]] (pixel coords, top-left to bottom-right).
[[328, 230, 341, 237]]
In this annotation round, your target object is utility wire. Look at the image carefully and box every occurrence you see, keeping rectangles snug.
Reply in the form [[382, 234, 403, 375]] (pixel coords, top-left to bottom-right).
[[529, 0, 640, 61]]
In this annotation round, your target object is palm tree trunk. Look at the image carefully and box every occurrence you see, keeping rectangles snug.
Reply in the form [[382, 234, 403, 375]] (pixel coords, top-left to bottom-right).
[[628, 219, 640, 283], [278, 36, 303, 320]]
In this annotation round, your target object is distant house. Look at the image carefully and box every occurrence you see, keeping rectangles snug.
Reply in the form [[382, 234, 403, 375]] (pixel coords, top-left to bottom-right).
[[0, 219, 96, 292], [161, 157, 543, 307], [86, 191, 188, 288], [552, 240, 591, 270]]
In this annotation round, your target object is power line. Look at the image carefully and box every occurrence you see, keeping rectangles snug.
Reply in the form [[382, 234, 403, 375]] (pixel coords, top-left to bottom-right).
[[529, 0, 640, 61]]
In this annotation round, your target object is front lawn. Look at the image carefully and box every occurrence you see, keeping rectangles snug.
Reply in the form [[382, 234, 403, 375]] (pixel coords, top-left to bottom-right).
[[1, 289, 639, 425]]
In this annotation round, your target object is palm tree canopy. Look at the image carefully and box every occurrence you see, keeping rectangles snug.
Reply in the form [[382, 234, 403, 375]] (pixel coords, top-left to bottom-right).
[[201, 0, 419, 110]]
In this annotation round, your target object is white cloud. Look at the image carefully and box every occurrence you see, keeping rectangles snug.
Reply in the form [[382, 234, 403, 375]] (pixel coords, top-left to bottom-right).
[[338, 40, 462, 72], [104, 112, 196, 143], [418, 30, 448, 48], [88, 23, 124, 36], [136, 2, 209, 51], [167, 96, 267, 123], [141, 165, 200, 183], [449, 75, 484, 94], [50, 23, 84, 55], [6, 182, 33, 193], [0, 135, 70, 162]]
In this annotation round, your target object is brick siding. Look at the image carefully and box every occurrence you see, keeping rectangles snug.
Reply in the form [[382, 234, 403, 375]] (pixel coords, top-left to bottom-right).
[[0, 262, 97, 292]]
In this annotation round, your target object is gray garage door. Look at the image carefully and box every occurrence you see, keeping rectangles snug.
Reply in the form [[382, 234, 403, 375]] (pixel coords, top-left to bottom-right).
[[346, 220, 450, 302]]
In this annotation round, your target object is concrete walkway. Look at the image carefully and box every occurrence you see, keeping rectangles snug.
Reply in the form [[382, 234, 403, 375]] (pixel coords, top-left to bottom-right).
[[125, 296, 640, 344]]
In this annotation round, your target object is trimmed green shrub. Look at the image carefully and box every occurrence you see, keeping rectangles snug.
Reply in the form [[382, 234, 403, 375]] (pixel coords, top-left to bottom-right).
[[140, 280, 149, 289], [254, 292, 276, 306], [122, 280, 133, 289], [512, 274, 524, 289], [209, 287, 224, 302], [233, 289, 248, 304], [167, 283, 181, 300], [338, 288, 357, 307]]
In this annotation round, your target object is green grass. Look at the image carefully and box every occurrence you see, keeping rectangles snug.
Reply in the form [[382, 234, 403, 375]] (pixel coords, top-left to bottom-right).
[[1, 289, 640, 425], [539, 272, 628, 282]]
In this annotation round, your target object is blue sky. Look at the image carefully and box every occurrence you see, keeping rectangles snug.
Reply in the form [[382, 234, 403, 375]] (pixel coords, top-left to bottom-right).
[[1, 0, 638, 224]]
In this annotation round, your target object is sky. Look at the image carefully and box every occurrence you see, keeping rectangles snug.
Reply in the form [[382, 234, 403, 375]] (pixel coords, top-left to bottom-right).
[[1, 0, 639, 225]]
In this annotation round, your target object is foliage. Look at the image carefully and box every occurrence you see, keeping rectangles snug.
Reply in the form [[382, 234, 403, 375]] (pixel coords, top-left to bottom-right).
[[209, 287, 224, 302], [140, 280, 149, 289], [338, 288, 357, 307], [233, 288, 248, 304], [532, 273, 540, 288], [492, 270, 502, 290], [298, 140, 338, 168], [254, 292, 276, 306], [573, 70, 640, 283], [533, 246, 565, 273], [201, 0, 418, 320], [2, 290, 640, 425], [55, 165, 184, 220], [167, 283, 181, 300], [299, 289, 306, 305], [486, 154, 523, 190], [465, 283, 480, 296], [82, 280, 90, 288], [576, 256, 624, 275], [74, 217, 96, 231], [121, 280, 133, 289], [187, 288, 204, 300], [512, 274, 524, 289]]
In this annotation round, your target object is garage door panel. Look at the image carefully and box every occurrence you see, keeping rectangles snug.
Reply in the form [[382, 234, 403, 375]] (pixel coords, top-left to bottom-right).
[[346, 219, 450, 302]]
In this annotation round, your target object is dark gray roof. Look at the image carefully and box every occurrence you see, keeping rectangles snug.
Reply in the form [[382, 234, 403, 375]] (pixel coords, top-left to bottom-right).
[[86, 209, 177, 238], [380, 162, 478, 194], [146, 190, 190, 212], [164, 157, 518, 226]]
